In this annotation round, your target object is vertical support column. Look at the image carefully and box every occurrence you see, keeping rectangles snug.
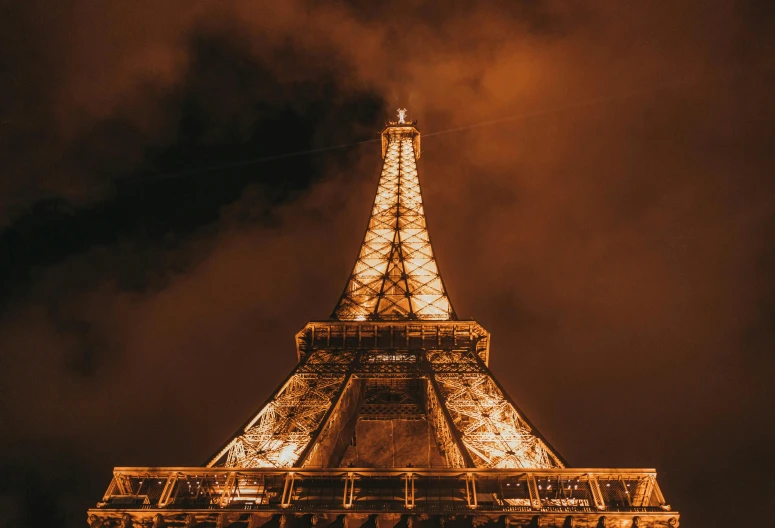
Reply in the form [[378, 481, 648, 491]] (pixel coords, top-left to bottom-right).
[[426, 372, 475, 468], [619, 477, 632, 508], [404, 473, 415, 509], [630, 476, 654, 507], [219, 472, 238, 508], [157, 474, 179, 507], [296, 371, 356, 468], [526, 474, 541, 510], [587, 476, 606, 511], [343, 473, 350, 509], [651, 477, 670, 510], [465, 473, 478, 509], [281, 473, 296, 508], [343, 472, 356, 508]]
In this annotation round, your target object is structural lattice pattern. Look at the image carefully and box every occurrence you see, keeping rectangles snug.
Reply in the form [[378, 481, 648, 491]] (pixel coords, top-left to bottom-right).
[[334, 127, 454, 321], [223, 376, 344, 468], [433, 373, 562, 469], [209, 343, 562, 471], [209, 350, 355, 469], [425, 378, 468, 468]]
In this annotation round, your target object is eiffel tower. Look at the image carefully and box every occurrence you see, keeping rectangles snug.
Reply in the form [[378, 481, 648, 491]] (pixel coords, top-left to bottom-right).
[[88, 111, 679, 528]]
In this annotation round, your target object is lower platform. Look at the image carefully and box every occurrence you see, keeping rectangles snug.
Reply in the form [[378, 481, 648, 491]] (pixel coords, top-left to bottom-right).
[[87, 468, 678, 527]]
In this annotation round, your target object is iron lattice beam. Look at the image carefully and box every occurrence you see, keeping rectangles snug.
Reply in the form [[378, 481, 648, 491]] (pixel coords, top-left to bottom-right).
[[210, 320, 563, 471], [208, 350, 356, 468]]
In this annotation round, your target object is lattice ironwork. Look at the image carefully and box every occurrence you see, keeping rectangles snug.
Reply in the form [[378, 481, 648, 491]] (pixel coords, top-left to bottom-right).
[[357, 350, 422, 377], [360, 379, 425, 420], [219, 375, 345, 468], [426, 349, 482, 373], [431, 373, 563, 469], [333, 121, 455, 321], [426, 378, 468, 468], [208, 350, 355, 469]]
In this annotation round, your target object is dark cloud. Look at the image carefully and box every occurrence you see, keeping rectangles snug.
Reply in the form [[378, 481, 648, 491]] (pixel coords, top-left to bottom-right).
[[1, 1, 774, 527]]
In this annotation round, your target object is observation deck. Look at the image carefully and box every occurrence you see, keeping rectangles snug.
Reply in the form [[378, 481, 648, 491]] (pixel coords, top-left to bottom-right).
[[90, 466, 677, 527]]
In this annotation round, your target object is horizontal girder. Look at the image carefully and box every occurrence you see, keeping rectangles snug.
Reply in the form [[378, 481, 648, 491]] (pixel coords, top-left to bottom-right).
[[93, 466, 673, 519], [296, 321, 490, 365]]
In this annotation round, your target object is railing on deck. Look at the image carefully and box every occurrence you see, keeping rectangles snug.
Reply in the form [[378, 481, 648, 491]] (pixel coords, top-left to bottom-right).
[[97, 468, 670, 514]]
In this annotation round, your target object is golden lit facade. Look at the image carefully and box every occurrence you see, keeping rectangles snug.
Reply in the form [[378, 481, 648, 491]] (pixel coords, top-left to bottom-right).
[[88, 112, 679, 528], [334, 123, 453, 321]]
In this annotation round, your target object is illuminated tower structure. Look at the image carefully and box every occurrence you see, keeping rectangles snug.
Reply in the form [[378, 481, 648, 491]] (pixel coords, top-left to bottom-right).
[[89, 111, 679, 528]]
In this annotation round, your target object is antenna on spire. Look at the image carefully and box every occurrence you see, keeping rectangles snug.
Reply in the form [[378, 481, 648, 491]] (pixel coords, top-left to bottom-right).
[[397, 108, 407, 124]]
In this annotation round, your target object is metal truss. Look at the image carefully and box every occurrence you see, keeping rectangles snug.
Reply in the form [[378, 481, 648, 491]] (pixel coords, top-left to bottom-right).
[[425, 377, 468, 468], [210, 320, 562, 471], [333, 122, 455, 321], [208, 350, 355, 469], [432, 373, 563, 469], [425, 348, 564, 469], [221, 375, 345, 468], [360, 378, 425, 419]]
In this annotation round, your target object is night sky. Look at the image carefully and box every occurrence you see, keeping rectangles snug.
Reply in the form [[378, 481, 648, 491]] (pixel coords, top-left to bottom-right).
[[1, 2, 774, 527]]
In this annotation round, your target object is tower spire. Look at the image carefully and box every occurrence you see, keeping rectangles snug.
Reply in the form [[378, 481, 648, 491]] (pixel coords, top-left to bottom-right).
[[333, 111, 456, 321]]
